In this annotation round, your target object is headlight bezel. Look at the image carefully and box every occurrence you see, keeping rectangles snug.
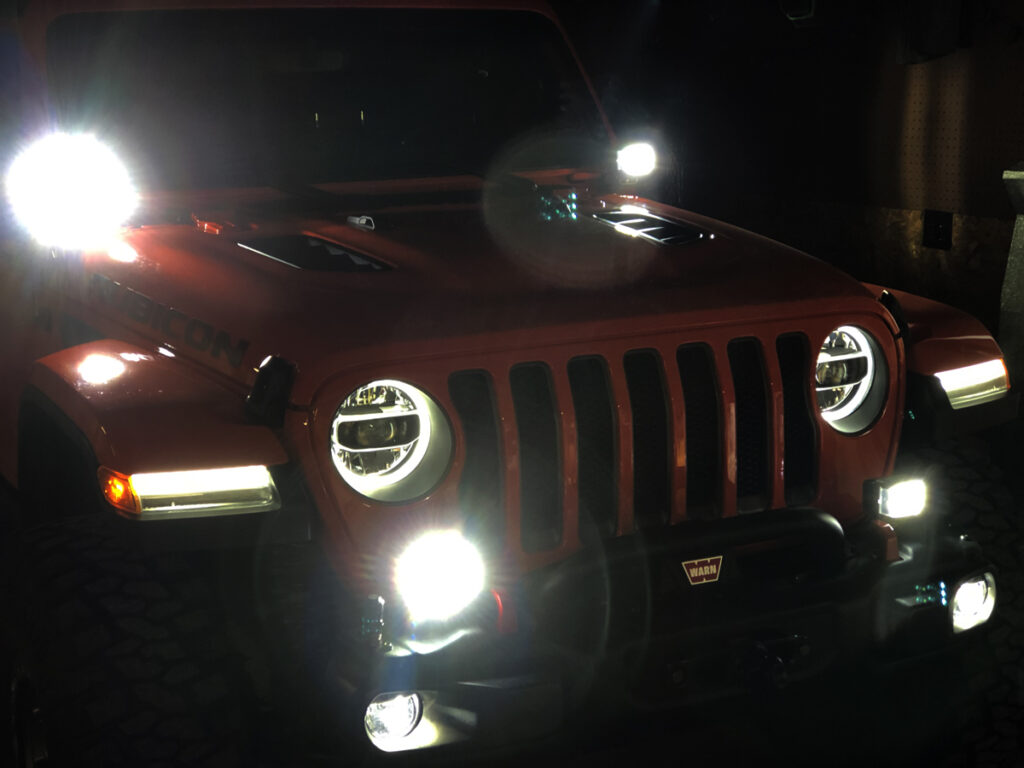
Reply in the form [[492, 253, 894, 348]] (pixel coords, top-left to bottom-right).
[[329, 379, 453, 503], [815, 324, 889, 434]]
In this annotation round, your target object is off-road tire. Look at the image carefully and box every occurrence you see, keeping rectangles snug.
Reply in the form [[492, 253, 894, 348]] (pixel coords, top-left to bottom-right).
[[9, 515, 267, 767], [897, 434, 1024, 768], [11, 408, 267, 766]]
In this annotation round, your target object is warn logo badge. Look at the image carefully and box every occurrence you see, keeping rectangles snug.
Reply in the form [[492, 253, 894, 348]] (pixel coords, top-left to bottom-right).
[[682, 556, 724, 585]]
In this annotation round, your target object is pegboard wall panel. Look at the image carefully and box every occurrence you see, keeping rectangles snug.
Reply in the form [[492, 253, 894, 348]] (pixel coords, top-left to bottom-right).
[[880, 8, 1024, 217], [897, 52, 973, 213]]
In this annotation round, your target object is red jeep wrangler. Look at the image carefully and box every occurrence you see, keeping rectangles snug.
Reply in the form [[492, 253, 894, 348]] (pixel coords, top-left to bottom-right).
[[0, 0, 1016, 762]]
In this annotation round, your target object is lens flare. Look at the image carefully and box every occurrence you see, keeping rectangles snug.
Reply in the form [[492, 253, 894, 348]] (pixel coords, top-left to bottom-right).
[[6, 133, 138, 249]]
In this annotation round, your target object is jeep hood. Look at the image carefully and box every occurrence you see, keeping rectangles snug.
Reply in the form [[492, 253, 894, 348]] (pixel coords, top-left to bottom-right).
[[91, 191, 881, 404]]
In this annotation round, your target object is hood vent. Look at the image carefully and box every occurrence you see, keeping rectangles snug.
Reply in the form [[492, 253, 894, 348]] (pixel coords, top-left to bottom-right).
[[237, 235, 390, 272], [592, 208, 705, 246]]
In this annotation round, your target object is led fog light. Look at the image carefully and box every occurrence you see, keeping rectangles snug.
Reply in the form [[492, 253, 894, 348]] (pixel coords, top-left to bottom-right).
[[878, 478, 927, 519], [365, 692, 422, 748], [395, 530, 485, 623], [952, 572, 997, 633]]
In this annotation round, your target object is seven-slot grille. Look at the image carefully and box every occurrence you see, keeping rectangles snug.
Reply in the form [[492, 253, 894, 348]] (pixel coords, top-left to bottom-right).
[[448, 334, 818, 554]]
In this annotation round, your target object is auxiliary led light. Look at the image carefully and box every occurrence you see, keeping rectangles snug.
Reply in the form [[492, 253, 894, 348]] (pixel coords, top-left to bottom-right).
[[617, 142, 657, 177], [878, 478, 927, 519], [97, 465, 279, 520], [364, 692, 423, 749], [934, 359, 1009, 410], [395, 530, 485, 623], [6, 133, 138, 250], [952, 573, 997, 633]]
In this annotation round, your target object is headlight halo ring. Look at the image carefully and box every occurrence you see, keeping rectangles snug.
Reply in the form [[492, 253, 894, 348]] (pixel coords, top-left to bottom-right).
[[816, 324, 888, 434], [330, 378, 453, 503]]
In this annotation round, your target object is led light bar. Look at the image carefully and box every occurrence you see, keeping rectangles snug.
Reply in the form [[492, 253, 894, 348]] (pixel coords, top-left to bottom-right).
[[98, 465, 279, 520], [934, 359, 1009, 410]]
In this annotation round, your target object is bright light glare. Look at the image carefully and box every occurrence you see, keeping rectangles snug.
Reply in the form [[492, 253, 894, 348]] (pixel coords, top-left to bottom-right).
[[364, 693, 422, 749], [879, 478, 927, 519], [952, 573, 996, 633], [108, 241, 138, 263], [6, 133, 138, 249], [131, 465, 274, 498], [619, 204, 649, 215], [395, 530, 485, 623], [935, 359, 1009, 410], [617, 142, 657, 177], [78, 354, 127, 385]]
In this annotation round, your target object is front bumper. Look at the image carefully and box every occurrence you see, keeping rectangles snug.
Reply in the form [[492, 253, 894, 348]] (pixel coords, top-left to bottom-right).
[[360, 508, 993, 752]]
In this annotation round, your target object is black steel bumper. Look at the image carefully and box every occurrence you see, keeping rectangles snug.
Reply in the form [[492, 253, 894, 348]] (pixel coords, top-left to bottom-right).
[[362, 508, 993, 752]]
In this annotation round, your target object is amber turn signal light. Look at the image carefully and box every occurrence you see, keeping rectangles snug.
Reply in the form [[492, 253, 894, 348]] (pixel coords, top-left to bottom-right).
[[97, 466, 140, 517]]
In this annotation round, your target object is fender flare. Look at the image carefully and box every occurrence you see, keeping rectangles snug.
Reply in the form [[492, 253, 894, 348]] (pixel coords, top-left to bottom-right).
[[19, 339, 288, 484], [865, 284, 1018, 439]]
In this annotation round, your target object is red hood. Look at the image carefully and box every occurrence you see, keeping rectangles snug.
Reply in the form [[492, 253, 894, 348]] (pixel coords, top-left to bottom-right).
[[83, 189, 878, 405]]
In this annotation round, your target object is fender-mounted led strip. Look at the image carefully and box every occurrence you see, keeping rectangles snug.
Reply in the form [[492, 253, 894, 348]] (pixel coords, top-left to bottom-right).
[[98, 465, 280, 520], [934, 359, 1009, 410]]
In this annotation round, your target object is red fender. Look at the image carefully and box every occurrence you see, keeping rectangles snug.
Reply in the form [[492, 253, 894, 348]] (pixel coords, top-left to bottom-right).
[[863, 284, 1007, 379], [24, 338, 287, 479]]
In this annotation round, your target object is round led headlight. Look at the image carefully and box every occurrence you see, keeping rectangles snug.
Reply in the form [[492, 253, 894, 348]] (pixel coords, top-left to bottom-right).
[[816, 325, 887, 434], [330, 380, 452, 502]]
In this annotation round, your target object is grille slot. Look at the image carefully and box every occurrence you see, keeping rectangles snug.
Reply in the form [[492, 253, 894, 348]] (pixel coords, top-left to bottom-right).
[[624, 350, 671, 529], [677, 344, 720, 519], [449, 371, 503, 545], [510, 364, 563, 551], [777, 334, 818, 505], [568, 357, 618, 541], [728, 339, 770, 511]]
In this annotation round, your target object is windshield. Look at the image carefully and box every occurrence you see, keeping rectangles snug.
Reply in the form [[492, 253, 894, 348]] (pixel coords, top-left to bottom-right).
[[45, 8, 609, 191]]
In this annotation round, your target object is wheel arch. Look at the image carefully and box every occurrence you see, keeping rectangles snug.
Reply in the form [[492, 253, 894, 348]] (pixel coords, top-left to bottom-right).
[[16, 338, 289, 505]]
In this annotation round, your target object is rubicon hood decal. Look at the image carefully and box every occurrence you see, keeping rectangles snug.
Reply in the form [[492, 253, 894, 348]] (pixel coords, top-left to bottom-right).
[[682, 556, 723, 585], [89, 273, 250, 367]]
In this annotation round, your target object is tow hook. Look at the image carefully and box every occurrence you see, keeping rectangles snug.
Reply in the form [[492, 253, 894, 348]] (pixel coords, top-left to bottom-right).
[[737, 634, 811, 691]]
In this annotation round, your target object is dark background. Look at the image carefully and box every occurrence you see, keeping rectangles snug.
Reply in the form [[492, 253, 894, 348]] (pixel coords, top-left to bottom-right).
[[1, 1, 1023, 765], [555, 0, 1024, 333], [5, 0, 1022, 328]]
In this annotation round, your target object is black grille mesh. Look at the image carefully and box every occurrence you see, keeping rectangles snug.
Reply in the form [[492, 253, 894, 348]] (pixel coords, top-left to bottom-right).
[[677, 344, 720, 520], [509, 364, 562, 551], [728, 339, 770, 511], [777, 334, 818, 506], [624, 350, 671, 529], [568, 357, 618, 540], [448, 371, 503, 545]]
